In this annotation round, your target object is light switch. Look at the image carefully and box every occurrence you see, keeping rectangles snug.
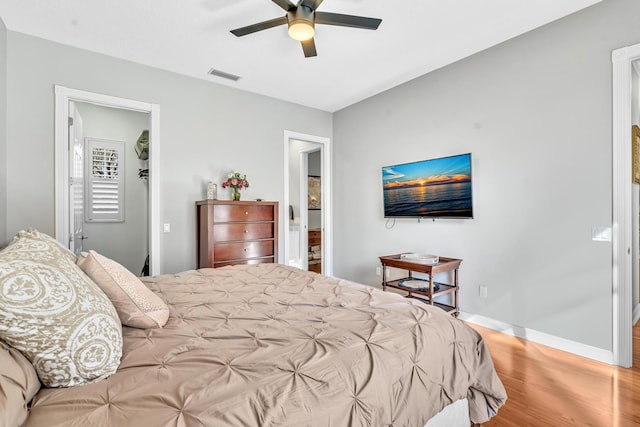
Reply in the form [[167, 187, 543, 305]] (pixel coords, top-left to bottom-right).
[[592, 227, 611, 242], [163, 223, 171, 233], [479, 286, 488, 298]]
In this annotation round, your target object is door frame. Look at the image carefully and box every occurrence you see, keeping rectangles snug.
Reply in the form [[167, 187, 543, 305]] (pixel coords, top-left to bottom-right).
[[611, 44, 640, 367], [54, 85, 161, 275], [297, 145, 321, 271], [283, 130, 332, 276]]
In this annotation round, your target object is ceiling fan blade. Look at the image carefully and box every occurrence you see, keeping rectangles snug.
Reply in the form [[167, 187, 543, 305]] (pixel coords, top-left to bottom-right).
[[315, 12, 382, 30], [272, 0, 297, 11], [301, 38, 317, 58], [230, 16, 288, 37], [299, 0, 324, 11]]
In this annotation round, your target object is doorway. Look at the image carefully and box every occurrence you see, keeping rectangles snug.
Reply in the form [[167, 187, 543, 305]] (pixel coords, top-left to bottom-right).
[[72, 102, 149, 274], [54, 86, 161, 276], [612, 44, 640, 367], [292, 144, 321, 272], [283, 130, 332, 276], [634, 61, 640, 327], [306, 149, 322, 273]]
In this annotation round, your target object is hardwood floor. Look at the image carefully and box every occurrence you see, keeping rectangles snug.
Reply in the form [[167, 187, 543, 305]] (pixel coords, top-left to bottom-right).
[[468, 323, 640, 427]]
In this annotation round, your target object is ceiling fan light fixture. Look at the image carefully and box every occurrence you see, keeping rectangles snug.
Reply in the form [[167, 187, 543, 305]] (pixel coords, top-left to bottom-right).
[[229, 2, 382, 57], [288, 21, 314, 41]]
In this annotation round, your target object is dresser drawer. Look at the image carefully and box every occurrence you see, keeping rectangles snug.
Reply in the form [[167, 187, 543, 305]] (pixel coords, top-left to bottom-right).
[[213, 204, 275, 222], [214, 240, 274, 261], [213, 223, 275, 242], [308, 260, 321, 273], [308, 229, 321, 247], [213, 257, 274, 268]]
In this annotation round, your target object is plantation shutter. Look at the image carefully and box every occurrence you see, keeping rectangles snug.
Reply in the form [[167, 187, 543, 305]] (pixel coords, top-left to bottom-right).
[[85, 138, 125, 222]]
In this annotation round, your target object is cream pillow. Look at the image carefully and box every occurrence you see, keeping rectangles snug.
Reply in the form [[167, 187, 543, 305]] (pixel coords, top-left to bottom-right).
[[0, 231, 122, 388], [77, 251, 169, 328], [16, 228, 77, 264]]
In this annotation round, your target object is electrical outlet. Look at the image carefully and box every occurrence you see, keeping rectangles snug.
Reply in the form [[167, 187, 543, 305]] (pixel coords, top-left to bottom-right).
[[479, 286, 488, 299], [376, 266, 382, 276]]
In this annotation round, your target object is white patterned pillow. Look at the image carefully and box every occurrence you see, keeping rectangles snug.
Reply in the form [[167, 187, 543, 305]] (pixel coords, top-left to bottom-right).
[[77, 250, 169, 328], [0, 231, 122, 387], [15, 228, 77, 264]]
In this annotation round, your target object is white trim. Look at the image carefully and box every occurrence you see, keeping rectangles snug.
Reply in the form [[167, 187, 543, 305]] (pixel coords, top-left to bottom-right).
[[283, 130, 332, 276], [611, 45, 640, 367], [149, 104, 160, 276], [54, 85, 161, 275], [54, 87, 71, 247], [459, 312, 614, 365]]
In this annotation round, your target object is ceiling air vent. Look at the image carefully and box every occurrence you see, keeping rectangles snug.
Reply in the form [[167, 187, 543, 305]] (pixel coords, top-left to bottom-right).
[[207, 68, 241, 81]]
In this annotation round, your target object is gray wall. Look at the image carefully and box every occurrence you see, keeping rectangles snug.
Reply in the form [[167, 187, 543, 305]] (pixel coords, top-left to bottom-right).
[[75, 103, 149, 274], [333, 0, 640, 352], [4, 31, 332, 273], [0, 18, 6, 244]]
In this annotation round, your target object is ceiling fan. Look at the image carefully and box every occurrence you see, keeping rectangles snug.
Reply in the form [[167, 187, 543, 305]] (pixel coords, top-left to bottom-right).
[[230, 0, 382, 58]]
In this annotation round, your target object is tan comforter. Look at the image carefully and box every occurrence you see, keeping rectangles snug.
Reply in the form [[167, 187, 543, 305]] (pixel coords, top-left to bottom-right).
[[26, 264, 506, 426]]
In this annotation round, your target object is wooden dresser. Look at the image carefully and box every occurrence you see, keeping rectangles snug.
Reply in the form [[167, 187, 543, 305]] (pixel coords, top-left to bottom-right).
[[196, 200, 279, 268]]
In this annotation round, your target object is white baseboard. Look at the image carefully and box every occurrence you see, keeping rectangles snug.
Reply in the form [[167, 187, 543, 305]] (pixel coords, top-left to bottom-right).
[[634, 304, 640, 325], [459, 312, 615, 365]]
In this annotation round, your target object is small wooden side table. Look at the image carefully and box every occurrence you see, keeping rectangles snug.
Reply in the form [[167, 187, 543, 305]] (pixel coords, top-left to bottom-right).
[[379, 254, 462, 317]]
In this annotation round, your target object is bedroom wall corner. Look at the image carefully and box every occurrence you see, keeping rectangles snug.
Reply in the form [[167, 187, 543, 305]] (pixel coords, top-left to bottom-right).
[[332, 0, 640, 354], [0, 16, 7, 246]]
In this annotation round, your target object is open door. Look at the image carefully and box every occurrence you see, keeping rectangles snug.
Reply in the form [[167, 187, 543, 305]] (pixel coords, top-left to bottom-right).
[[69, 102, 85, 255]]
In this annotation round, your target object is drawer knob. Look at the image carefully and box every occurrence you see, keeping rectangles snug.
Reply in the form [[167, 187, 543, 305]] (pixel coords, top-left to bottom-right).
[[244, 230, 248, 233], [244, 211, 249, 215], [243, 248, 247, 252]]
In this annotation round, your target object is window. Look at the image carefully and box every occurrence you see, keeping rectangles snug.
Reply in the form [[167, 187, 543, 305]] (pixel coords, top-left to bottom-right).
[[85, 138, 125, 222]]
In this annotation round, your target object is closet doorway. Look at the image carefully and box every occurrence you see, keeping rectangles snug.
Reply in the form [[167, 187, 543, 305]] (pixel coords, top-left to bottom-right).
[[72, 102, 149, 274], [54, 86, 161, 275], [283, 130, 332, 276]]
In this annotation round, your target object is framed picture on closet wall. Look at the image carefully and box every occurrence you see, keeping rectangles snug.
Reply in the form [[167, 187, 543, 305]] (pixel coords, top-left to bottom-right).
[[308, 176, 321, 210], [633, 125, 640, 184]]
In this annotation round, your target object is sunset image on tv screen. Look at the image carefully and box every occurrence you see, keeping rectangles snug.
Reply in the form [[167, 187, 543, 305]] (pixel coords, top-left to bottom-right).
[[382, 153, 473, 218]]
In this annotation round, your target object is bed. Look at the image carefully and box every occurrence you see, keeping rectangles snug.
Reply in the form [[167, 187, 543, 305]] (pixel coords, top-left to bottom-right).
[[0, 230, 506, 427]]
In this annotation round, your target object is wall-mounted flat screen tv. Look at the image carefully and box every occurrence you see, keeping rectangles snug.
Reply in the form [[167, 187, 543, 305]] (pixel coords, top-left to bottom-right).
[[382, 153, 473, 219]]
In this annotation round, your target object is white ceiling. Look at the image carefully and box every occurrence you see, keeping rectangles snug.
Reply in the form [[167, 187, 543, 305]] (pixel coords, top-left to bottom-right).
[[0, 0, 601, 112]]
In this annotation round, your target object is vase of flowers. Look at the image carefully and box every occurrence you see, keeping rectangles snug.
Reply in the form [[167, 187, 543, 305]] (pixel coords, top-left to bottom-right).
[[221, 171, 249, 201]]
